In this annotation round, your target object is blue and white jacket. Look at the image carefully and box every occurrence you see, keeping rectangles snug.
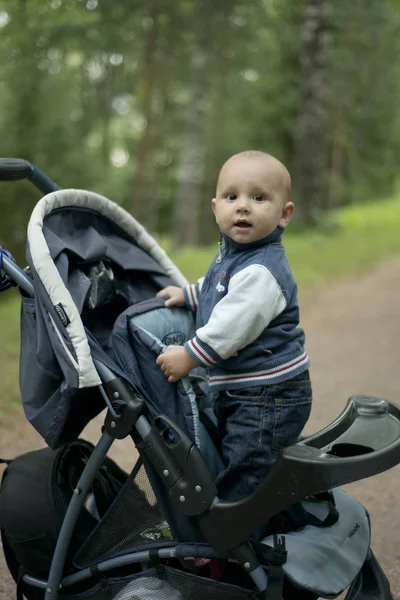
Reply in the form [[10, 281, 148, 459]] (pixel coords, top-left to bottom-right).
[[183, 227, 310, 391]]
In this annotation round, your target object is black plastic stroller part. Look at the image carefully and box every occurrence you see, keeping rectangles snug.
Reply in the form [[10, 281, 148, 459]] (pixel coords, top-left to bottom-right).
[[103, 377, 144, 439], [0, 158, 60, 193], [198, 395, 400, 552], [137, 415, 218, 516], [0, 158, 33, 181]]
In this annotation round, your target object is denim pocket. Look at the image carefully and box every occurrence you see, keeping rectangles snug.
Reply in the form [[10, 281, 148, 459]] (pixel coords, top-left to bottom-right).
[[225, 386, 269, 403], [272, 384, 312, 450], [216, 380, 312, 500]]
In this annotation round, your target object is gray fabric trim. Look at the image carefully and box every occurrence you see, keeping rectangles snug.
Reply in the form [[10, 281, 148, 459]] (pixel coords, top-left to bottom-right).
[[27, 189, 188, 388]]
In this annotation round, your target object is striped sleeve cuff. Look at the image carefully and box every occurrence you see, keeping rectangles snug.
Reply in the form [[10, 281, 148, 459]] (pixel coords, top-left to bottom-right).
[[184, 336, 222, 368], [183, 283, 200, 312]]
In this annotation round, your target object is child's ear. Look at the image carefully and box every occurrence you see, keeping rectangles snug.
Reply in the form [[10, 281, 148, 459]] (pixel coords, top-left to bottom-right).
[[279, 202, 294, 228], [211, 198, 217, 215]]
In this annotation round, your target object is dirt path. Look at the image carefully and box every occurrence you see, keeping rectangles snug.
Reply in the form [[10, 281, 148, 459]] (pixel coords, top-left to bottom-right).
[[1, 255, 400, 599]]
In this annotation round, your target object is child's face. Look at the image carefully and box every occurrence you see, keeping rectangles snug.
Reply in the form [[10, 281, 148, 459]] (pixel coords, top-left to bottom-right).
[[212, 156, 294, 244]]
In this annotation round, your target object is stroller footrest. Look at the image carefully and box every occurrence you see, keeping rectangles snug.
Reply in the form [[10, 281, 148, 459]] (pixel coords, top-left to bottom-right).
[[200, 396, 400, 552]]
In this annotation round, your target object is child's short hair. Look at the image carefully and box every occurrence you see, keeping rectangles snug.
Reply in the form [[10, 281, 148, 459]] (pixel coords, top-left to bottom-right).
[[217, 150, 291, 202]]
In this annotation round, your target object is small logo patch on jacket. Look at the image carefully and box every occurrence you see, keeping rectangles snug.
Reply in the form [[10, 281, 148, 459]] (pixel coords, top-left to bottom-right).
[[218, 271, 231, 282], [162, 331, 186, 345], [216, 282, 225, 292], [54, 303, 70, 327]]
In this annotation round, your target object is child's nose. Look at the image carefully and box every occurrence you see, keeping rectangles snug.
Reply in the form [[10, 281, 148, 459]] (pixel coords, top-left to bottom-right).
[[236, 198, 250, 212]]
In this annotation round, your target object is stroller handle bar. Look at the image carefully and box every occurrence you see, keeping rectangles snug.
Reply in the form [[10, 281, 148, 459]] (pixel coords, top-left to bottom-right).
[[0, 158, 60, 194], [0, 158, 32, 181]]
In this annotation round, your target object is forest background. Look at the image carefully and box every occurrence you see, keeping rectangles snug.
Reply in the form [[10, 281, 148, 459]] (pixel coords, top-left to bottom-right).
[[1, 0, 400, 259]]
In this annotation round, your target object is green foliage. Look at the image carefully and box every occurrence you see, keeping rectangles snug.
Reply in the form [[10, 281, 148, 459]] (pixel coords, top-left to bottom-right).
[[330, 1, 400, 206], [0, 292, 22, 420], [285, 198, 400, 289], [0, 0, 400, 254]]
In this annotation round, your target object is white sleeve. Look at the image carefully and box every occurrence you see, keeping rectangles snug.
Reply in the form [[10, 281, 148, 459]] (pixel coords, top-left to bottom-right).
[[183, 277, 205, 311], [188, 264, 286, 364]]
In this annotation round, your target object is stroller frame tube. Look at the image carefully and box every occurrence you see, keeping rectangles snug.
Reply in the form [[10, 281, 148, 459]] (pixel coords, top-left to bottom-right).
[[1, 254, 34, 295], [29, 164, 61, 195], [44, 431, 115, 599], [24, 545, 262, 590]]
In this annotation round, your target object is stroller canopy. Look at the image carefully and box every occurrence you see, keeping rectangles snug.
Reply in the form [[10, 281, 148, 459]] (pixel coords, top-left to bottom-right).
[[22, 189, 188, 446]]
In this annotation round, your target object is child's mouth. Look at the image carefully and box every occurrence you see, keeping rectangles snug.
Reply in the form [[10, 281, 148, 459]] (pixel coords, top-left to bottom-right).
[[234, 221, 252, 229]]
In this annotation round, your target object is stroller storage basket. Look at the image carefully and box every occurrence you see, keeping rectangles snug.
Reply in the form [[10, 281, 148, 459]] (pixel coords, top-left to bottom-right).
[[74, 460, 173, 568], [61, 566, 254, 600]]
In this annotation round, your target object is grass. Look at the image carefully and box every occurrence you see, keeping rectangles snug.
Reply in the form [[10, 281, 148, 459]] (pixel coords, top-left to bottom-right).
[[1, 196, 400, 421], [0, 294, 22, 422]]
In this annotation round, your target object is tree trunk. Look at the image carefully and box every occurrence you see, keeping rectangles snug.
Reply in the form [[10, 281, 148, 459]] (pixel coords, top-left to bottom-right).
[[100, 68, 115, 167], [173, 50, 207, 246], [328, 97, 347, 211], [130, 4, 160, 223], [145, 84, 169, 234], [200, 64, 229, 245], [292, 0, 334, 225]]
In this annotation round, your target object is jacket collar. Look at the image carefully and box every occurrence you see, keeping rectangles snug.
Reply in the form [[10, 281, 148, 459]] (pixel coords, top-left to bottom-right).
[[221, 226, 283, 254]]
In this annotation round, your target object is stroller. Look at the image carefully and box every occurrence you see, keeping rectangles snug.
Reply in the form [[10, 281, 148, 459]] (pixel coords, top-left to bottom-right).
[[0, 157, 400, 600]]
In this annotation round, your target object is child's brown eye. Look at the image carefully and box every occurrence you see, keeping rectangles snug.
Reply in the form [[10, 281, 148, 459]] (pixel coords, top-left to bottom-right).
[[227, 194, 237, 201], [253, 194, 264, 201]]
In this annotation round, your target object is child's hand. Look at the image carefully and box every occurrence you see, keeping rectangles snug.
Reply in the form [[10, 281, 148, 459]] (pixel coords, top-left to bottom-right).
[[156, 346, 199, 382], [156, 285, 185, 307]]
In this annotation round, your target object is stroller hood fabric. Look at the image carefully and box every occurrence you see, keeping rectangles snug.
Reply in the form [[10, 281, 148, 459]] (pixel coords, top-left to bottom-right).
[[21, 189, 188, 447]]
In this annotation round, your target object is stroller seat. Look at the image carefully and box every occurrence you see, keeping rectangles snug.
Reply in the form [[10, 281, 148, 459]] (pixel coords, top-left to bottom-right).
[[112, 297, 224, 475]]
